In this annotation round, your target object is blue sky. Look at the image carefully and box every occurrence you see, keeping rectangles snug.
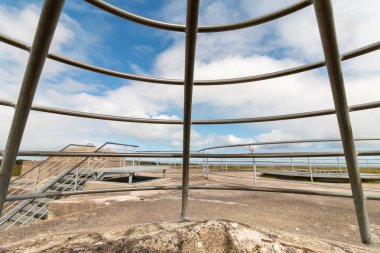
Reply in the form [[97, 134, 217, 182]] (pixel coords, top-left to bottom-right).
[[0, 0, 379, 153]]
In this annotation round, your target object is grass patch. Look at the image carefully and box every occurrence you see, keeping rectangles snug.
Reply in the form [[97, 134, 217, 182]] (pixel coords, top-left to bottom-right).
[[0, 159, 24, 176]]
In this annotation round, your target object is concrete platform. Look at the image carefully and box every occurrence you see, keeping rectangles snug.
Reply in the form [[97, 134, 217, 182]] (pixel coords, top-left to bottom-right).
[[261, 170, 380, 183], [92, 166, 170, 182]]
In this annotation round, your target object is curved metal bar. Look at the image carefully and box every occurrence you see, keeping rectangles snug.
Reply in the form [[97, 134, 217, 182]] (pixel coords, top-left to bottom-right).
[[199, 137, 380, 151], [5, 185, 380, 202], [0, 33, 183, 85], [1, 33, 378, 86], [48, 53, 183, 85], [84, 0, 312, 33], [1, 98, 380, 125], [198, 0, 313, 33], [195, 41, 380, 85], [0, 98, 182, 124], [104, 142, 139, 148], [3, 150, 380, 158], [192, 100, 380, 124], [84, 0, 185, 32]]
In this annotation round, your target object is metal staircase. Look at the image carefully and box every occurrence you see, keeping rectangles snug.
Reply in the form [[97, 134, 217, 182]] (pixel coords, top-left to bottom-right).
[[0, 142, 131, 230]]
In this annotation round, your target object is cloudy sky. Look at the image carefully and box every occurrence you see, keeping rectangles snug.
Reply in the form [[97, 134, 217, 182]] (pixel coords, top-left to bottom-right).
[[0, 0, 379, 153]]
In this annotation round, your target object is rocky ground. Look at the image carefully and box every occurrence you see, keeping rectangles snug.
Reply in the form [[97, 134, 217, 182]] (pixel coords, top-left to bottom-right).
[[1, 220, 377, 253]]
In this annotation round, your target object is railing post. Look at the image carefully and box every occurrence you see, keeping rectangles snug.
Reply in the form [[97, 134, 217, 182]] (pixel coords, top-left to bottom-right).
[[291, 157, 294, 170], [132, 147, 136, 167], [201, 151, 205, 177], [32, 166, 41, 194], [313, 0, 371, 244], [180, 0, 199, 222], [128, 173, 133, 184], [308, 157, 314, 184], [74, 167, 79, 190], [206, 156, 209, 178], [337, 157, 341, 172], [0, 0, 65, 216], [249, 145, 257, 187]]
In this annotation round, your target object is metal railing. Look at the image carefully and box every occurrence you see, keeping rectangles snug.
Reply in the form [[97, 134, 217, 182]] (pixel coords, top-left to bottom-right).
[[0, 0, 379, 244], [0, 142, 137, 229]]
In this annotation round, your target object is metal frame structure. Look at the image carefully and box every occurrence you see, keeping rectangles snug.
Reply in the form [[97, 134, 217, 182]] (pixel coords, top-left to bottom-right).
[[0, 0, 379, 244]]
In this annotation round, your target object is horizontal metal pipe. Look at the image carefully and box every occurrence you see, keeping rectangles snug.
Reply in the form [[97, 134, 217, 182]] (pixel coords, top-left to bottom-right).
[[0, 33, 378, 86], [2, 150, 380, 158], [5, 185, 380, 202], [0, 33, 182, 85], [48, 52, 183, 85], [200, 137, 380, 151], [0, 98, 379, 125], [194, 41, 380, 85], [104, 142, 139, 148], [199, 0, 312, 32], [84, 0, 185, 32], [85, 0, 311, 33], [0, 98, 181, 124]]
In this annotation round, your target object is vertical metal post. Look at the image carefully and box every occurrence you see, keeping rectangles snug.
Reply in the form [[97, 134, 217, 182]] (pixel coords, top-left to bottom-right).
[[180, 0, 200, 222], [128, 173, 133, 184], [0, 0, 65, 216], [32, 166, 40, 223], [308, 157, 314, 184], [201, 151, 205, 177], [313, 0, 371, 244], [32, 166, 41, 194], [249, 145, 257, 187], [253, 158, 257, 187], [74, 167, 79, 190], [132, 147, 135, 167], [337, 157, 341, 172], [291, 157, 294, 170], [206, 156, 209, 178]]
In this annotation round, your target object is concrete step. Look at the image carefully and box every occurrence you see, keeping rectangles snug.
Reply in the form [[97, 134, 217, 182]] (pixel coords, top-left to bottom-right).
[[31, 198, 52, 207], [49, 182, 76, 191], [58, 177, 86, 185], [9, 212, 33, 225], [21, 204, 48, 218]]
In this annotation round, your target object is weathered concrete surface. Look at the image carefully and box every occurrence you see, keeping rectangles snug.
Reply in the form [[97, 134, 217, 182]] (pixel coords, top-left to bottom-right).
[[48, 177, 174, 218], [84, 177, 172, 197], [0, 220, 375, 253], [48, 195, 141, 219]]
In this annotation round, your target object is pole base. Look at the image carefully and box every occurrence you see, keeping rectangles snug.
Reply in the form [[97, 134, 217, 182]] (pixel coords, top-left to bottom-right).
[[179, 216, 191, 222]]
